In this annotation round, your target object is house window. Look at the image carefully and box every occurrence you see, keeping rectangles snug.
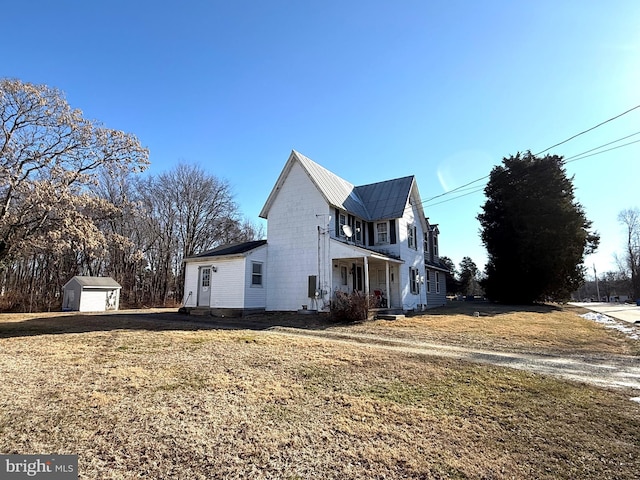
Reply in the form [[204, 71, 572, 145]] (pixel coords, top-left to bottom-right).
[[433, 234, 438, 257], [424, 233, 429, 254], [355, 220, 362, 244], [251, 262, 263, 286], [201, 268, 210, 287], [340, 266, 348, 285], [407, 225, 417, 249], [376, 222, 388, 244], [435, 271, 440, 293], [409, 267, 420, 295], [339, 213, 347, 238], [426, 270, 431, 293]]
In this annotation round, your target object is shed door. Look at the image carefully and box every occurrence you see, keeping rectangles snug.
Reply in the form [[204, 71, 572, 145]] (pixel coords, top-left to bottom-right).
[[198, 267, 212, 307]]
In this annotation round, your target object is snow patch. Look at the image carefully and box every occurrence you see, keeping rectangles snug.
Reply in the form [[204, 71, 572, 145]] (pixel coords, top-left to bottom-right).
[[631, 397, 640, 404], [580, 312, 640, 340]]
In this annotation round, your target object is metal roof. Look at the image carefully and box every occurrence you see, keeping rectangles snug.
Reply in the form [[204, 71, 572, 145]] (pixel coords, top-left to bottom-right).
[[187, 239, 267, 259], [354, 176, 415, 220], [260, 150, 419, 222], [294, 151, 371, 219], [66, 276, 121, 289]]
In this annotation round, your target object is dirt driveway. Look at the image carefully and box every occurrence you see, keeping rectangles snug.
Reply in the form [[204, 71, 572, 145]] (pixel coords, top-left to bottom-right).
[[166, 311, 640, 395], [265, 327, 640, 394]]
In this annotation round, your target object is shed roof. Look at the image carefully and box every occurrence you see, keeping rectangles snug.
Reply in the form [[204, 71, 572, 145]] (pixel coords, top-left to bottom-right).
[[66, 276, 121, 289], [187, 239, 267, 260]]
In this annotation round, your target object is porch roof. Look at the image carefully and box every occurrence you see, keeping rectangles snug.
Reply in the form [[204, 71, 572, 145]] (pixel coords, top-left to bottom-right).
[[329, 237, 404, 263]]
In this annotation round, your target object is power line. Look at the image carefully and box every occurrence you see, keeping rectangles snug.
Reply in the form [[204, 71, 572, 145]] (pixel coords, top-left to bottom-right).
[[422, 174, 489, 204], [420, 129, 640, 209], [424, 186, 485, 207], [534, 104, 640, 155], [564, 138, 640, 165], [562, 130, 640, 161], [418, 105, 640, 210]]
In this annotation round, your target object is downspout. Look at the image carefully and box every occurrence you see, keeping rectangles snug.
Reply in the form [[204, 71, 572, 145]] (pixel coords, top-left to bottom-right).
[[363, 256, 369, 296], [385, 261, 391, 308]]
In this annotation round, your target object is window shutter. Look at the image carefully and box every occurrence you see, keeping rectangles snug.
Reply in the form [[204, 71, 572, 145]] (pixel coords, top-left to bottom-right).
[[389, 220, 397, 244], [334, 208, 339, 236], [368, 222, 374, 246]]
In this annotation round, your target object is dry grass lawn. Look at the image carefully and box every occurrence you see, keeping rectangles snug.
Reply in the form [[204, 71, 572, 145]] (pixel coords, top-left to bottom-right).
[[342, 302, 640, 356], [0, 306, 639, 479]]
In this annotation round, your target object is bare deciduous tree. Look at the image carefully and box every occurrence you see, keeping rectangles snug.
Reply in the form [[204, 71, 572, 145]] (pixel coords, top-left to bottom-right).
[[0, 78, 149, 262], [618, 208, 640, 300]]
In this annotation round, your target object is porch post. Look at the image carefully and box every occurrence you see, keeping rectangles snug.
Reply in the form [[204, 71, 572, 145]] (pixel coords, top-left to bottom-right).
[[363, 256, 370, 295], [385, 261, 391, 307]]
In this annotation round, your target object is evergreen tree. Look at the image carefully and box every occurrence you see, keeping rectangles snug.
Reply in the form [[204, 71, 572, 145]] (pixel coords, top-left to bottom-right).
[[459, 256, 480, 296], [478, 152, 599, 303], [439, 256, 461, 295]]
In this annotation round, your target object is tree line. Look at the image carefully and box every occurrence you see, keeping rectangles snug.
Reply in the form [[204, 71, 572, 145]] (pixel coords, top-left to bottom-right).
[[0, 78, 260, 312], [3, 79, 638, 311]]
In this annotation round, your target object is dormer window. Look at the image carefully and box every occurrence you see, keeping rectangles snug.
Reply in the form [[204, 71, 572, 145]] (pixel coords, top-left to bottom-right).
[[433, 233, 438, 257]]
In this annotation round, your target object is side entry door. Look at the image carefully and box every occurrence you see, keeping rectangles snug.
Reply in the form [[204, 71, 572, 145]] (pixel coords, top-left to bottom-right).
[[198, 267, 212, 307]]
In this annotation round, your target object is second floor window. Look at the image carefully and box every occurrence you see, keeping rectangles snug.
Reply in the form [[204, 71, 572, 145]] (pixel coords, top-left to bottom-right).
[[433, 234, 438, 257], [339, 214, 347, 238], [376, 222, 388, 244], [407, 225, 417, 249]]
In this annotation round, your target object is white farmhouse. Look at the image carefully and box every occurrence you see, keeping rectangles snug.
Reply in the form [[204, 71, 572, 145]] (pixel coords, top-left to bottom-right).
[[183, 150, 448, 315]]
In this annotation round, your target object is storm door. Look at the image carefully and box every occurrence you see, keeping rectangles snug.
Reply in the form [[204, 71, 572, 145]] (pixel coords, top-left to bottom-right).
[[198, 267, 212, 307]]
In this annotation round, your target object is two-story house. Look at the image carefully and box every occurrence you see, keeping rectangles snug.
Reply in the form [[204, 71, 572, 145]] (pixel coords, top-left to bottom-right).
[[183, 150, 448, 315]]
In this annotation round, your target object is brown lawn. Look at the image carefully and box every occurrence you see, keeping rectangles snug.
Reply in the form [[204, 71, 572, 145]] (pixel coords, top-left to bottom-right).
[[337, 302, 640, 356], [0, 305, 639, 479]]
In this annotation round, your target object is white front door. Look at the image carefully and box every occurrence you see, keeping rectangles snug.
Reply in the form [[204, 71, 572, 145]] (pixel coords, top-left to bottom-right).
[[198, 267, 211, 307]]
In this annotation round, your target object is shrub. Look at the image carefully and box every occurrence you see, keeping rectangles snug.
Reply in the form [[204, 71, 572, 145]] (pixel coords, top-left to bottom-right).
[[330, 291, 378, 323]]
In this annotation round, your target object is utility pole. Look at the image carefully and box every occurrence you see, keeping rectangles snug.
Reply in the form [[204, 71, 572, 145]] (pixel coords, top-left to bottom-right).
[[593, 264, 601, 302]]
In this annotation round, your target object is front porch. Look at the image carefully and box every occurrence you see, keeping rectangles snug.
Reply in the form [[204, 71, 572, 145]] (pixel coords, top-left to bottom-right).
[[328, 239, 404, 311]]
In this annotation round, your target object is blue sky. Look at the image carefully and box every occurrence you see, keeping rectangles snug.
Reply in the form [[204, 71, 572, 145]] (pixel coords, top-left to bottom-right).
[[3, 1, 639, 277]]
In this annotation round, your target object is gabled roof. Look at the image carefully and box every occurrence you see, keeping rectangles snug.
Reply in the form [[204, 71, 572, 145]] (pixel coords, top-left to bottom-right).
[[354, 176, 415, 220], [65, 276, 121, 289], [260, 150, 422, 222], [186, 239, 267, 260]]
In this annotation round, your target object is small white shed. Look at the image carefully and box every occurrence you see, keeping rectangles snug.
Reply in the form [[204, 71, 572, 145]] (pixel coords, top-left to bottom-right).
[[62, 276, 122, 312]]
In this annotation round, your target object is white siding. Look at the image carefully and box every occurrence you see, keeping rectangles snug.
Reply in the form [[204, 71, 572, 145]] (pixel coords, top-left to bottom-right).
[[78, 290, 108, 312], [210, 258, 246, 308], [397, 189, 426, 310], [265, 161, 330, 311], [183, 261, 208, 307], [62, 282, 81, 311], [244, 246, 267, 308]]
